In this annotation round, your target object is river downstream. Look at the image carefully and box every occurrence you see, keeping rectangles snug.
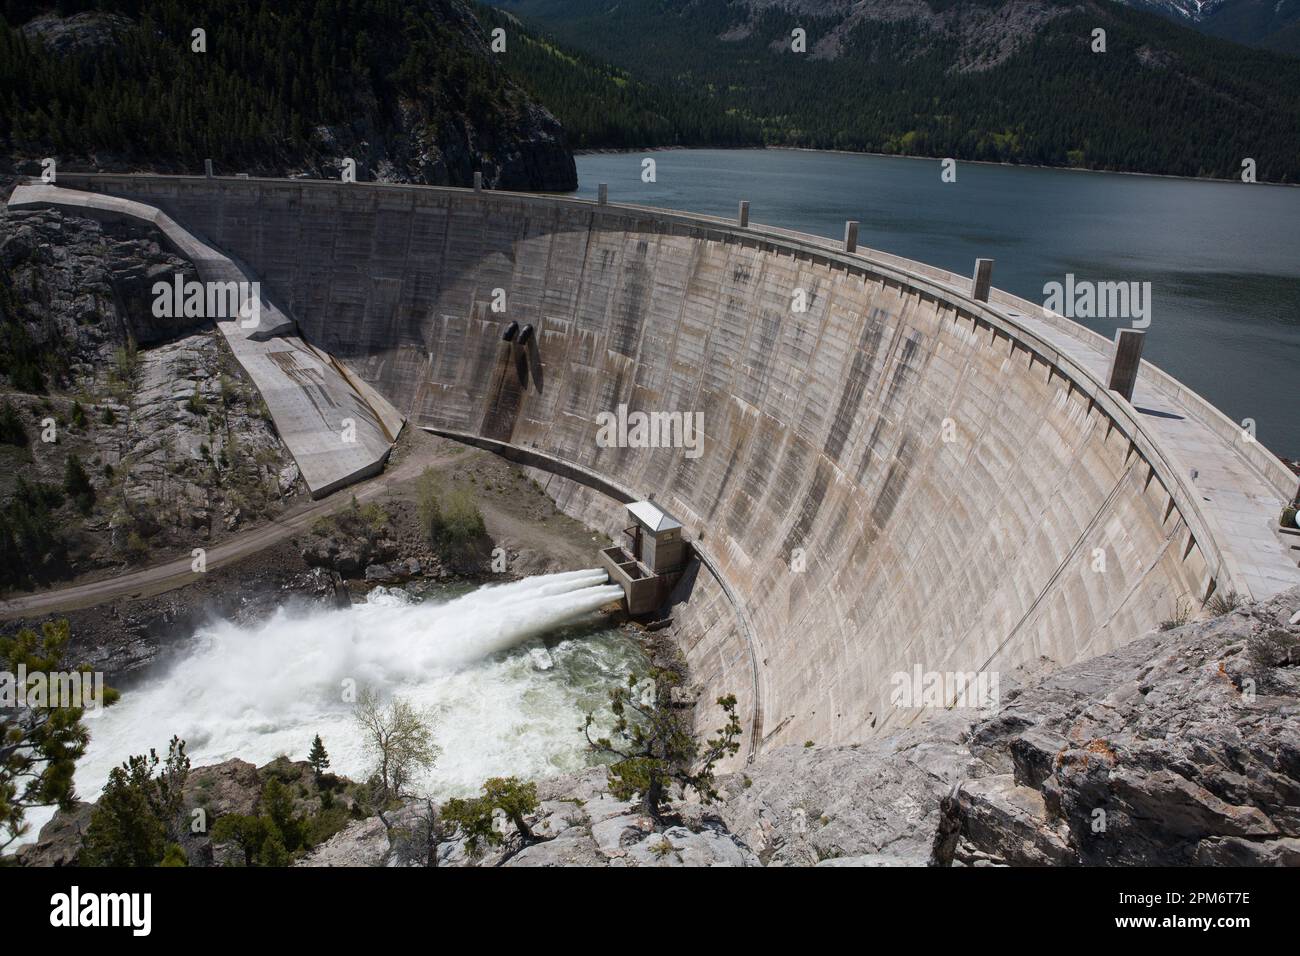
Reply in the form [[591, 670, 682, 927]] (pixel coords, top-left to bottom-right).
[[24, 570, 641, 842]]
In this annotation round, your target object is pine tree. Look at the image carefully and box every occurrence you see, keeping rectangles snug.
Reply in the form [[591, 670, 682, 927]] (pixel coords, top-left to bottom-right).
[[62, 453, 94, 515], [80, 736, 189, 867], [441, 776, 539, 857], [210, 813, 269, 866], [258, 831, 290, 867], [308, 734, 330, 781], [260, 777, 304, 852], [584, 668, 741, 823], [0, 620, 116, 852]]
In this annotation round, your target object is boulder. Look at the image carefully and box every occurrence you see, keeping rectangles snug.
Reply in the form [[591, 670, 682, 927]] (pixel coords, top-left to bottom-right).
[[15, 802, 95, 867], [504, 831, 606, 867], [184, 758, 263, 819], [296, 817, 390, 867]]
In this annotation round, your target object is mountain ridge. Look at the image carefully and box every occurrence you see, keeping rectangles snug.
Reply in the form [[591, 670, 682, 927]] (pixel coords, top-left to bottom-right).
[[488, 0, 1300, 181]]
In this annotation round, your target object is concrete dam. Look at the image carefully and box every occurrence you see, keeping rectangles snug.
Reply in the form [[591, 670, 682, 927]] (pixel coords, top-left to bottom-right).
[[14, 174, 1300, 759]]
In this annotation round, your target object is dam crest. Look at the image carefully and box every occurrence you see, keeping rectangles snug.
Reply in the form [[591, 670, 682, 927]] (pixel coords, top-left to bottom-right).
[[11, 174, 1299, 760]]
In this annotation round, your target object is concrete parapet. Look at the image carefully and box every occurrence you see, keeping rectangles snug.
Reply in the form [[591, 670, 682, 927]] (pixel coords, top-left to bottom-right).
[[1107, 328, 1146, 402], [972, 258, 994, 302]]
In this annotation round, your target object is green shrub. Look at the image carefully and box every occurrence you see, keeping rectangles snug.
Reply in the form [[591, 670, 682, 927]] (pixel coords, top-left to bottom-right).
[[160, 843, 188, 867], [1205, 589, 1243, 617], [441, 487, 486, 547], [63, 453, 95, 514], [1282, 505, 1298, 529], [186, 385, 207, 416], [303, 805, 351, 848], [111, 338, 139, 384], [0, 401, 26, 446], [415, 468, 485, 558], [0, 479, 67, 588], [415, 468, 444, 541], [123, 531, 150, 564]]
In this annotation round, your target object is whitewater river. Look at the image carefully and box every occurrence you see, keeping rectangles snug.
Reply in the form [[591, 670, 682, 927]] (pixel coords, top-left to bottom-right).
[[575, 149, 1300, 458], [25, 570, 635, 842]]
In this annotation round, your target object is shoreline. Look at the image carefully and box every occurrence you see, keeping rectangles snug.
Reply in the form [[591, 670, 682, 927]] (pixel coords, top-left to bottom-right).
[[572, 144, 1300, 189]]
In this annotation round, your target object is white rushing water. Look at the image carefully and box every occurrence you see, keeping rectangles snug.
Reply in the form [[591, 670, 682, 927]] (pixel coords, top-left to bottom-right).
[[24, 569, 631, 841]]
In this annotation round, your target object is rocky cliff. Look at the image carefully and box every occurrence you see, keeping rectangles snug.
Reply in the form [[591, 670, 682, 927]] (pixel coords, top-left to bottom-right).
[[718, 586, 1300, 867], [0, 202, 302, 590], [933, 586, 1300, 866]]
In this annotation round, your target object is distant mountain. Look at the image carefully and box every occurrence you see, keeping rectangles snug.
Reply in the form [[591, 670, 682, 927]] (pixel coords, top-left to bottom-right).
[[1123, 0, 1300, 55], [488, 0, 1300, 181], [0, 0, 576, 190]]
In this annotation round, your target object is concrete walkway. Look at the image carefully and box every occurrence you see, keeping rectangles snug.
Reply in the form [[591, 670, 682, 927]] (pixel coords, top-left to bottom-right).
[[7, 184, 404, 498], [854, 252, 1300, 603], [1007, 308, 1300, 601], [673, 207, 1299, 602]]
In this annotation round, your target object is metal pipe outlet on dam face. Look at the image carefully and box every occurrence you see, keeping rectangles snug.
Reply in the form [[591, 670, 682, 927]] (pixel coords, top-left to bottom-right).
[[18, 173, 1300, 763]]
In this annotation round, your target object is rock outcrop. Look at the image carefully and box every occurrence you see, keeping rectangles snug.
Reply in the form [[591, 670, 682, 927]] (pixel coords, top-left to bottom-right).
[[712, 587, 1300, 867], [932, 586, 1300, 866], [0, 205, 202, 386], [0, 205, 302, 589], [356, 767, 761, 869]]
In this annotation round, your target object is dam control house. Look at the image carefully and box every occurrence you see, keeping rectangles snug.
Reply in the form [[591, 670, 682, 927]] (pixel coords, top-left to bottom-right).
[[599, 501, 688, 615]]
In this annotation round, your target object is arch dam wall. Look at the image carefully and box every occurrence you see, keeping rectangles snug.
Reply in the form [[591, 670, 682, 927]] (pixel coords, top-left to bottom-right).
[[42, 174, 1300, 759]]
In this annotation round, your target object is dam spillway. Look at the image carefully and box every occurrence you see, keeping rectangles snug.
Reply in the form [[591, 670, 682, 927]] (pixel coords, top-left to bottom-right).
[[13, 173, 1300, 759]]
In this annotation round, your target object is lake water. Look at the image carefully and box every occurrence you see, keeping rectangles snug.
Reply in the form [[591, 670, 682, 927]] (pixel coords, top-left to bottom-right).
[[573, 149, 1300, 460]]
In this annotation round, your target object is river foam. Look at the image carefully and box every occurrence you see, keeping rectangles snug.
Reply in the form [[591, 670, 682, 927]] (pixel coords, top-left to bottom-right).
[[23, 570, 631, 844]]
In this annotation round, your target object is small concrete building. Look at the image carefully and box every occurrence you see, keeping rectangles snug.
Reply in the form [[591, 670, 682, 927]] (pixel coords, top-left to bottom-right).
[[599, 501, 688, 615], [625, 501, 686, 574]]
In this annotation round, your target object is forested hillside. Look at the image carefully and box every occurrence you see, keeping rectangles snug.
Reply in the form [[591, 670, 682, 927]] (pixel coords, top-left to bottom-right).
[[0, 0, 576, 189], [489, 0, 1300, 181], [476, 5, 760, 148]]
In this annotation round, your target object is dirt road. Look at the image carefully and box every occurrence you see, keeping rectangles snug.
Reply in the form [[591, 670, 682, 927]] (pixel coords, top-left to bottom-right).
[[0, 445, 459, 620]]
